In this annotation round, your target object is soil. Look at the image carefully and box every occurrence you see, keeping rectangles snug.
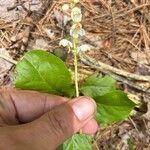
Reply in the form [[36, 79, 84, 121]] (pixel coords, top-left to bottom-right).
[[0, 0, 150, 149]]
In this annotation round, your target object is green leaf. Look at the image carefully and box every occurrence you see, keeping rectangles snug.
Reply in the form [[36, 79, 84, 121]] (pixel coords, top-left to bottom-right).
[[80, 74, 116, 98], [58, 134, 92, 150], [95, 91, 135, 125], [15, 50, 74, 97]]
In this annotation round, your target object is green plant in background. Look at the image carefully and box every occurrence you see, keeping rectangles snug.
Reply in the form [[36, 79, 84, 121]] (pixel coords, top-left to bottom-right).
[[14, 0, 135, 149]]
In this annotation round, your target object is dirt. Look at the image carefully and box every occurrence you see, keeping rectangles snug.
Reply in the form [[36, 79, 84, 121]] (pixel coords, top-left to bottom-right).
[[0, 0, 150, 149]]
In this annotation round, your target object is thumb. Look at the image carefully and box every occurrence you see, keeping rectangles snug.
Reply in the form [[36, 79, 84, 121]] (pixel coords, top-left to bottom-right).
[[13, 96, 96, 150]]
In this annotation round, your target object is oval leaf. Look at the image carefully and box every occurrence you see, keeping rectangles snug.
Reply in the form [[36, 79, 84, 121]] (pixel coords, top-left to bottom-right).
[[15, 50, 74, 97], [80, 74, 116, 98], [95, 91, 135, 125], [58, 134, 92, 150]]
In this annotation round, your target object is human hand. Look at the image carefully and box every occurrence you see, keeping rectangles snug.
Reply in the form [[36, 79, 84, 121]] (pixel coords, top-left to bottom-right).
[[0, 87, 98, 150]]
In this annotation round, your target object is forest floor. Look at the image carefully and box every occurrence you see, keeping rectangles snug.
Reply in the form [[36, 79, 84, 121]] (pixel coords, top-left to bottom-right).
[[0, 0, 150, 149]]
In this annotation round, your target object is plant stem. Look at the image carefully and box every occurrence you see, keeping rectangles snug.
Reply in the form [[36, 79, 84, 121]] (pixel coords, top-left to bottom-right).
[[73, 37, 82, 134], [73, 38, 79, 97]]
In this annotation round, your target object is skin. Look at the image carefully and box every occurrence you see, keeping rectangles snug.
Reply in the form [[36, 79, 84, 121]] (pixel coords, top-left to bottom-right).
[[0, 87, 98, 150]]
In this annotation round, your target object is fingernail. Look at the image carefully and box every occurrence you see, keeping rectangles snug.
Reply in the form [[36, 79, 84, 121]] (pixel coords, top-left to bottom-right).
[[71, 97, 96, 121]]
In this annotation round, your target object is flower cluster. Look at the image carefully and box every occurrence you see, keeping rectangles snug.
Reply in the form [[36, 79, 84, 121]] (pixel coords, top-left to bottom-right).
[[59, 0, 85, 53]]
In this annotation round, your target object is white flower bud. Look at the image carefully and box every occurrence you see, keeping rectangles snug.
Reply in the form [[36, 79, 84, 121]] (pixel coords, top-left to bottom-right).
[[70, 23, 85, 38], [77, 44, 93, 53], [59, 39, 72, 47], [62, 4, 69, 11], [71, 7, 82, 23], [79, 28, 85, 36], [73, 0, 80, 4], [70, 24, 78, 38]]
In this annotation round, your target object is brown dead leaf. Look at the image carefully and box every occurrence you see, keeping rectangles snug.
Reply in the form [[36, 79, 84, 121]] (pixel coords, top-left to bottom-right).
[[33, 38, 49, 50], [54, 9, 71, 27], [44, 28, 55, 39], [143, 94, 150, 121], [130, 51, 148, 65], [85, 32, 102, 47], [0, 48, 13, 85], [0, 48, 13, 71], [136, 65, 150, 76]]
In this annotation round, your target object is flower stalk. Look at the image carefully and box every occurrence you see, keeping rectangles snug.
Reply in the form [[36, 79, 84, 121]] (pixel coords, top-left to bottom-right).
[[73, 37, 79, 97], [60, 0, 85, 97]]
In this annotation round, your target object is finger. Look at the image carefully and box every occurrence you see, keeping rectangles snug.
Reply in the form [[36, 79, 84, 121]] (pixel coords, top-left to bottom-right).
[[12, 96, 96, 150], [82, 119, 98, 135], [0, 87, 66, 124]]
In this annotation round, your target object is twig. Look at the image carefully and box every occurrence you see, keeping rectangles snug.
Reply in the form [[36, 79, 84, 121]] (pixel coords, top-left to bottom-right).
[[79, 52, 150, 82], [39, 1, 58, 25], [77, 60, 150, 93], [80, 1, 97, 14], [124, 38, 141, 51], [7, 1, 26, 11], [0, 69, 9, 75], [0, 54, 17, 65], [123, 26, 141, 57], [110, 73, 150, 93], [115, 4, 150, 19], [129, 117, 139, 133], [141, 25, 150, 63], [98, 0, 109, 10], [142, 118, 149, 133]]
